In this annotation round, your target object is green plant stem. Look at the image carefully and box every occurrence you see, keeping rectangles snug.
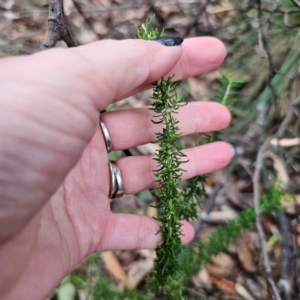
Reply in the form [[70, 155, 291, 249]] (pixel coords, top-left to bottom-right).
[[149, 77, 188, 288]]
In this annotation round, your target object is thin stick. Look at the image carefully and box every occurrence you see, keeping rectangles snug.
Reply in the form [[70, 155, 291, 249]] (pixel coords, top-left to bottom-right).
[[256, 0, 277, 102], [273, 90, 300, 300], [277, 94, 300, 138], [253, 137, 282, 300], [42, 0, 78, 49], [191, 156, 237, 243], [277, 210, 293, 300]]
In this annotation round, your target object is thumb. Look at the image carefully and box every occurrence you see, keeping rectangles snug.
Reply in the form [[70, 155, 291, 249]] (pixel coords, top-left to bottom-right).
[[32, 38, 184, 111]]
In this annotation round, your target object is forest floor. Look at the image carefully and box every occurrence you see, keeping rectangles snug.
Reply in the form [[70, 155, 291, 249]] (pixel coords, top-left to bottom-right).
[[1, 0, 300, 299]]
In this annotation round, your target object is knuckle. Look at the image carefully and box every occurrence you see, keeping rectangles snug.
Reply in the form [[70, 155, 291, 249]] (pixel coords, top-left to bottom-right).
[[135, 216, 149, 250]]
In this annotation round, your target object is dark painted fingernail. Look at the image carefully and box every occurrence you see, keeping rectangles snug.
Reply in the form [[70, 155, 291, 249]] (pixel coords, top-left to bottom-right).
[[152, 36, 183, 46]]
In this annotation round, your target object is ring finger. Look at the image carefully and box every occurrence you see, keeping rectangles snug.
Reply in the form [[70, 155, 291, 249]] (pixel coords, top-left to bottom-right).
[[116, 141, 233, 194]]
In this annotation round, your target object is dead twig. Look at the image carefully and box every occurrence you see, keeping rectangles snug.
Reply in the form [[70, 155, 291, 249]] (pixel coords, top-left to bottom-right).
[[192, 156, 237, 240], [277, 210, 293, 300], [265, 84, 300, 300], [273, 92, 300, 300], [242, 0, 281, 142], [253, 137, 282, 300], [256, 0, 277, 102], [42, 0, 78, 49]]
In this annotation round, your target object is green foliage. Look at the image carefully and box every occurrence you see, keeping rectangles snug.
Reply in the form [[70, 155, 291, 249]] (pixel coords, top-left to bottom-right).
[[149, 77, 188, 288], [181, 74, 246, 221], [108, 150, 123, 161], [71, 274, 86, 289], [136, 15, 165, 40], [206, 74, 246, 143], [71, 255, 149, 300], [90, 277, 149, 300], [136, 17, 191, 291], [178, 206, 257, 283], [180, 175, 207, 221], [214, 74, 246, 108], [136, 17, 249, 295], [260, 182, 288, 214], [181, 183, 285, 281]]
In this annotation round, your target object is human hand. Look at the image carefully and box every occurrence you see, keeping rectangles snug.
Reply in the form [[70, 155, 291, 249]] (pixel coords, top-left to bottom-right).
[[0, 37, 232, 299]]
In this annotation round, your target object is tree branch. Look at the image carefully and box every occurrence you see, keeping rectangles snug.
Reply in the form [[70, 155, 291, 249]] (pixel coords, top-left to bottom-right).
[[42, 0, 78, 49]]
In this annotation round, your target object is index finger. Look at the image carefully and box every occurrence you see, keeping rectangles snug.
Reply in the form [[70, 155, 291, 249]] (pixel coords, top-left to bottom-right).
[[126, 37, 227, 98], [81, 37, 226, 107], [29, 37, 226, 111]]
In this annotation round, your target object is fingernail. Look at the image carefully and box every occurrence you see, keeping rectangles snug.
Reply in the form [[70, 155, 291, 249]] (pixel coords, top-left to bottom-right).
[[152, 36, 183, 47], [228, 143, 235, 156]]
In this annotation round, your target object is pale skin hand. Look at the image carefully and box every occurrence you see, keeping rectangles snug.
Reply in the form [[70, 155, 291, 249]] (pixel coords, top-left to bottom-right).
[[0, 37, 232, 299]]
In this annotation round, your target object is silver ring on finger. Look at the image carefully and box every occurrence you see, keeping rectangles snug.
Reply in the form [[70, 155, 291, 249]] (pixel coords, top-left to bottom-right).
[[108, 160, 117, 199], [99, 115, 112, 153], [108, 160, 125, 199]]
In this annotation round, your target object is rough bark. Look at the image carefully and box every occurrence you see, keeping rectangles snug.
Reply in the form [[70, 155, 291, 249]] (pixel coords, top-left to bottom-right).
[[42, 0, 78, 49]]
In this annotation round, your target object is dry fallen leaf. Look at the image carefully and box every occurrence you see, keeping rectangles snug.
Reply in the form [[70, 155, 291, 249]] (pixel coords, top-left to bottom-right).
[[264, 151, 290, 187], [238, 275, 264, 300], [281, 194, 300, 215], [206, 252, 235, 277], [77, 289, 89, 300], [206, 2, 234, 14], [102, 251, 128, 283], [124, 250, 155, 289], [126, 258, 154, 289], [192, 267, 213, 291], [236, 230, 257, 273], [208, 274, 236, 294]]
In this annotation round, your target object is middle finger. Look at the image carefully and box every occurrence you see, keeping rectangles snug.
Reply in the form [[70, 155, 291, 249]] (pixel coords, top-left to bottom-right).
[[101, 101, 231, 150]]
